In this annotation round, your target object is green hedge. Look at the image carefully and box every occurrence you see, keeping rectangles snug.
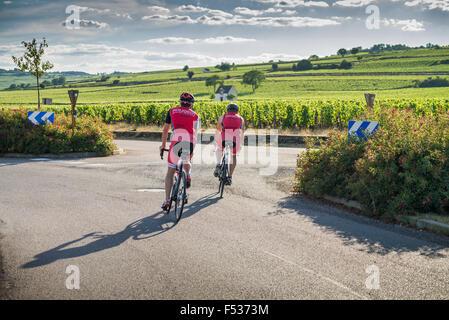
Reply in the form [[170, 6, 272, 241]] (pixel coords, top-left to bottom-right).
[[0, 108, 117, 155], [295, 107, 449, 220]]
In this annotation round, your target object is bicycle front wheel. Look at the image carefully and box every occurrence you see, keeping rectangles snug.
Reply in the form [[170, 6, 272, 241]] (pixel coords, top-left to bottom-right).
[[219, 162, 227, 198]]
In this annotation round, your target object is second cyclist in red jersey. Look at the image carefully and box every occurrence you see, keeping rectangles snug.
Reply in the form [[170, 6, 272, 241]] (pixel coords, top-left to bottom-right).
[[214, 103, 245, 185]]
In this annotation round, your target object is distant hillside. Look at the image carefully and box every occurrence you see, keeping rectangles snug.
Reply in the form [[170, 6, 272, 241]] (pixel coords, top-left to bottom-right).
[[1, 45, 448, 105], [0, 69, 93, 90]]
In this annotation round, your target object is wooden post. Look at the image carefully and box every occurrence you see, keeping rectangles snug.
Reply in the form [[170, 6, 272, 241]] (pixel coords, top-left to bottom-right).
[[365, 93, 376, 109], [68, 90, 79, 136]]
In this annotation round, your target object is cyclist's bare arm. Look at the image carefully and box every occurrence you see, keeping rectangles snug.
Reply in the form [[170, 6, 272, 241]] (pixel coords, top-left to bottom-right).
[[215, 115, 223, 145], [160, 123, 170, 152], [240, 118, 245, 145]]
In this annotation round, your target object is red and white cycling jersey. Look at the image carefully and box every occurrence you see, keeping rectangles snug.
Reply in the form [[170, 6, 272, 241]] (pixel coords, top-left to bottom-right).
[[218, 112, 244, 154], [165, 106, 199, 168]]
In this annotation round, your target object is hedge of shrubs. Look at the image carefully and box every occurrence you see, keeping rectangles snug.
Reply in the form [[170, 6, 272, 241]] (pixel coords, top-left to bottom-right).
[[0, 108, 117, 155], [295, 106, 449, 220]]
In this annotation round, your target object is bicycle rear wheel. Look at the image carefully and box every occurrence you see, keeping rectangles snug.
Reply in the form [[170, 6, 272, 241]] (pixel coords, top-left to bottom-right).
[[219, 161, 227, 198], [173, 171, 187, 222]]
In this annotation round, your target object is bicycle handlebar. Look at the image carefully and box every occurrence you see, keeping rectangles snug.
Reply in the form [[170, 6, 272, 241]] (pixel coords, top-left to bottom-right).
[[160, 148, 169, 160]]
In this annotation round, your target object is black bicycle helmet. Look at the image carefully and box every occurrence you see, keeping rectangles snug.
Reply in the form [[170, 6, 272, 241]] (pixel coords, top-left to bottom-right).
[[180, 92, 195, 107], [226, 103, 239, 113]]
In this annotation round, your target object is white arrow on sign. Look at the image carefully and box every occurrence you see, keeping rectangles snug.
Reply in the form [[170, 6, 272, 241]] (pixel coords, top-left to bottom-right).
[[28, 112, 39, 125], [41, 112, 52, 124]]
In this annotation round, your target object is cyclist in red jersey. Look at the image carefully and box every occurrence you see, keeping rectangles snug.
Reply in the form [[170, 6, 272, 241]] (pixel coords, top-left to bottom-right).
[[214, 103, 245, 185], [160, 92, 200, 211]]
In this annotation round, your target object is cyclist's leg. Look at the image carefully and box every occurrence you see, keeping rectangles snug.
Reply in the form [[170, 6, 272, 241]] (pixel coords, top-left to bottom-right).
[[166, 141, 180, 200], [165, 166, 176, 201], [229, 153, 238, 177]]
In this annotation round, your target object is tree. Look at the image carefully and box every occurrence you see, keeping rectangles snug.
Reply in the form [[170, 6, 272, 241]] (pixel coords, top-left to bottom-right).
[[8, 83, 17, 90], [216, 62, 231, 71], [205, 75, 220, 92], [187, 70, 194, 80], [272, 63, 278, 71], [350, 47, 360, 55], [242, 70, 265, 94], [339, 60, 352, 70], [337, 48, 348, 57], [12, 38, 53, 110], [309, 55, 319, 60], [39, 83, 45, 89], [183, 65, 189, 71], [296, 59, 313, 71]]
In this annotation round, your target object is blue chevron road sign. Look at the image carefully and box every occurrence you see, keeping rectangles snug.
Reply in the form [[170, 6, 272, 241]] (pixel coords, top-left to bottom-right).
[[348, 120, 379, 140], [27, 111, 54, 125]]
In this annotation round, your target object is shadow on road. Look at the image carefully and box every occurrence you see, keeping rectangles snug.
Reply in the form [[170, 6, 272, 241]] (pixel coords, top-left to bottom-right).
[[271, 195, 448, 258], [22, 192, 220, 269]]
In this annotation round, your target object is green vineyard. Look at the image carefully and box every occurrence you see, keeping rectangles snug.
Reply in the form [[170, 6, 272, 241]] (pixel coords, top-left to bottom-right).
[[16, 98, 449, 129]]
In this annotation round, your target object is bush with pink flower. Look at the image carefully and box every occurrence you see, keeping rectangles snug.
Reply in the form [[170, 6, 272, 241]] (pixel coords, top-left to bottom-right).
[[0, 108, 117, 155], [295, 106, 449, 219]]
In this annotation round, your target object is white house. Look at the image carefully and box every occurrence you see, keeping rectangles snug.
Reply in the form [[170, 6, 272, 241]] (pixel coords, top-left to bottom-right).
[[202, 68, 211, 73], [215, 85, 237, 102]]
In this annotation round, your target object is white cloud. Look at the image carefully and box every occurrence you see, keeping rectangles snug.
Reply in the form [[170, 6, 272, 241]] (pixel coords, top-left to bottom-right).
[[282, 10, 297, 15], [404, 0, 449, 11], [333, 0, 376, 7], [203, 36, 257, 44], [3, 1, 12, 4], [197, 15, 339, 27], [176, 5, 233, 17], [143, 36, 257, 45], [141, 15, 197, 24], [252, 0, 329, 7], [147, 6, 170, 14], [234, 7, 266, 16], [382, 18, 425, 31], [234, 6, 291, 15], [62, 19, 109, 29], [77, 6, 132, 20]]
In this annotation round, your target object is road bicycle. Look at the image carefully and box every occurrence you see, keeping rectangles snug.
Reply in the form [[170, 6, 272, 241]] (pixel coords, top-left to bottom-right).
[[160, 148, 188, 223]]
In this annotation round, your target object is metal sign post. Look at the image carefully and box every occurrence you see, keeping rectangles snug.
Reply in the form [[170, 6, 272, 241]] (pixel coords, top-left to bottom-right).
[[364, 93, 376, 109], [68, 90, 79, 135]]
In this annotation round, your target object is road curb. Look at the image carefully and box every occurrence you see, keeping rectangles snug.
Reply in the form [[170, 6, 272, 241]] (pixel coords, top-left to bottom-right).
[[113, 131, 328, 145], [322, 195, 449, 236], [0, 148, 125, 159]]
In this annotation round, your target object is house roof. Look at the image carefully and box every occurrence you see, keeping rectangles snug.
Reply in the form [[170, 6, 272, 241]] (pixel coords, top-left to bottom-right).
[[215, 85, 235, 94]]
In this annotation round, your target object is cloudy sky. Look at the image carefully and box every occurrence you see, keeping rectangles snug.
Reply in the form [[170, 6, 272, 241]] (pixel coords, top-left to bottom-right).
[[0, 0, 448, 73]]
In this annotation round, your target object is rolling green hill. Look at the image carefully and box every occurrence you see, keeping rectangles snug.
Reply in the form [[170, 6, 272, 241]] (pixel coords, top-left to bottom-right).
[[1, 46, 449, 107]]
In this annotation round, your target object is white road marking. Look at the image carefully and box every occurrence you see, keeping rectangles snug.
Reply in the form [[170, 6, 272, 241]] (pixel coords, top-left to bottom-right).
[[137, 189, 165, 192], [30, 158, 51, 161], [263, 250, 369, 300]]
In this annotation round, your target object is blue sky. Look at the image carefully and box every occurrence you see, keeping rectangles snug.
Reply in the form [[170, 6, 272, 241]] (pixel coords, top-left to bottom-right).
[[0, 0, 448, 73]]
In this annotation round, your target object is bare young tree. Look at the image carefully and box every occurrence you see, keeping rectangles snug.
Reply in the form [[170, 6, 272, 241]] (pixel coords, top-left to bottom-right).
[[12, 38, 54, 110]]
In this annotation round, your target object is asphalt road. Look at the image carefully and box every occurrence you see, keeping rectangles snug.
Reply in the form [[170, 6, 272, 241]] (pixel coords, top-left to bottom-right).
[[0, 139, 448, 299]]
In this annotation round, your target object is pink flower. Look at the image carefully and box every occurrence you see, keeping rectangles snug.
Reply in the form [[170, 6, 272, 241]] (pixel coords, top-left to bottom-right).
[[91, 139, 95, 143], [86, 132, 90, 136]]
